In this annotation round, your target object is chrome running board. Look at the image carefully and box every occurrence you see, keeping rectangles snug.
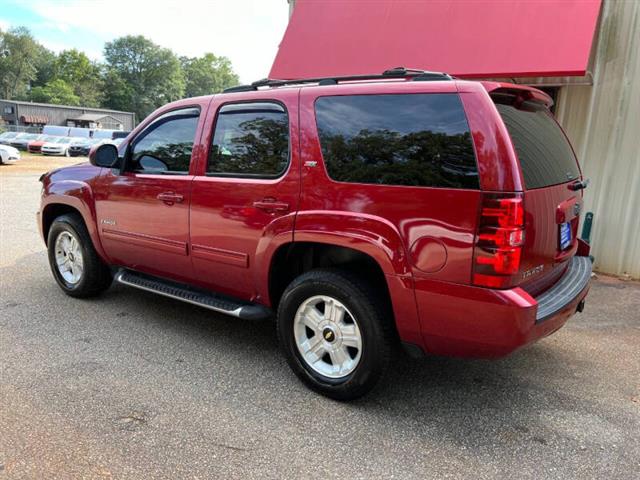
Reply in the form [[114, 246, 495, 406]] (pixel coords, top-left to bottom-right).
[[115, 269, 272, 320]]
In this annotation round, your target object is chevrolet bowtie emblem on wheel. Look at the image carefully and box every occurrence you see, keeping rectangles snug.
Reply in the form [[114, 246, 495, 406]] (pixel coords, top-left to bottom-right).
[[323, 328, 336, 342]]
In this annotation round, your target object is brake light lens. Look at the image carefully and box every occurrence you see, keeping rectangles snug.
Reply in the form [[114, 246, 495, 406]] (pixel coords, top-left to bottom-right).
[[473, 193, 525, 288]]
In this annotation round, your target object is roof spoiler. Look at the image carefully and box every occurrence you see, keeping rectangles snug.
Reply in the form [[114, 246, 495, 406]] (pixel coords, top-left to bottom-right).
[[481, 82, 554, 108], [223, 67, 453, 93]]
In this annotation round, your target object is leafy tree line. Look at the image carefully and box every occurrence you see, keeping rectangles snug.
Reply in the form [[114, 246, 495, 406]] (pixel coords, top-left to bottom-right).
[[0, 27, 239, 121]]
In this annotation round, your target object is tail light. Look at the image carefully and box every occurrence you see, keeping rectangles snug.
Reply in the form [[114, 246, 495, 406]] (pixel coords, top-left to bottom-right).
[[473, 193, 525, 288]]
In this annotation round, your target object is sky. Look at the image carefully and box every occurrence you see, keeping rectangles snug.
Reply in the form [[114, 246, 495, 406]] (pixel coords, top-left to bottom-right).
[[0, 0, 290, 83]]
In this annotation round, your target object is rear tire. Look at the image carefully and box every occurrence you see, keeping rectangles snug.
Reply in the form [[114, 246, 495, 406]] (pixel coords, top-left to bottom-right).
[[47, 213, 112, 297], [277, 269, 393, 400]]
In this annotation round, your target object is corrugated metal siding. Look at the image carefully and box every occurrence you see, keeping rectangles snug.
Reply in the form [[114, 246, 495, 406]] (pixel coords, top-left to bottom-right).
[[555, 0, 640, 278], [0, 100, 135, 130]]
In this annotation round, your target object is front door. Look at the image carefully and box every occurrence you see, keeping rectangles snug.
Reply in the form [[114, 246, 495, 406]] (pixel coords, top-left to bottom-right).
[[96, 107, 203, 283], [189, 93, 300, 301]]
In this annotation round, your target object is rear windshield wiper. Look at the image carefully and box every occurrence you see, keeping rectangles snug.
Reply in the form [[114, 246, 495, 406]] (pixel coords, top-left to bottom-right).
[[569, 178, 590, 191]]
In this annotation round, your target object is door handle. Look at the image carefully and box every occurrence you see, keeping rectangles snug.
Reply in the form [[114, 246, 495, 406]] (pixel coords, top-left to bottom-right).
[[157, 192, 184, 205], [252, 199, 289, 212]]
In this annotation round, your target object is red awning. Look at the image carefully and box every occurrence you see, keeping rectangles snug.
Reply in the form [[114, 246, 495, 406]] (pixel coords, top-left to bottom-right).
[[20, 115, 49, 124], [271, 0, 602, 80]]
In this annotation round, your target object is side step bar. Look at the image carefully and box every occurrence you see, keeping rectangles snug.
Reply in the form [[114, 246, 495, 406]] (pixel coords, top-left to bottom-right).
[[115, 269, 272, 320]]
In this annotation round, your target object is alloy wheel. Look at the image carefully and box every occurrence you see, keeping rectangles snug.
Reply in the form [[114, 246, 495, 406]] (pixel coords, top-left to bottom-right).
[[54, 231, 84, 284], [293, 295, 363, 379]]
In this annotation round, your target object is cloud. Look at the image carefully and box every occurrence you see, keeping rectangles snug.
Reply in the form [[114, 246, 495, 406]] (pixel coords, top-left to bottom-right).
[[0, 19, 9, 30], [21, 0, 290, 83]]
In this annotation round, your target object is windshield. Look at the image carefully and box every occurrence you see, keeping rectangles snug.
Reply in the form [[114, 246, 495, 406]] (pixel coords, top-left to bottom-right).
[[493, 94, 580, 189]]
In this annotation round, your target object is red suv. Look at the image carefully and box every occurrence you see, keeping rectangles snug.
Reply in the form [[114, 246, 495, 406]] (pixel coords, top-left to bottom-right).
[[38, 69, 592, 400]]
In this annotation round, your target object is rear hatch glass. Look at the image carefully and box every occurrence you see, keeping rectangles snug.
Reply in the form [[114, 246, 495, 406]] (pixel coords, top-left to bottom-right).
[[493, 93, 582, 294], [493, 94, 580, 189]]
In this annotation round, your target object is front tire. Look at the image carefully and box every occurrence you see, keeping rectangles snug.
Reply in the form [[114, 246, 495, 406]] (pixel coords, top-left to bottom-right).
[[277, 269, 393, 400], [47, 213, 112, 297]]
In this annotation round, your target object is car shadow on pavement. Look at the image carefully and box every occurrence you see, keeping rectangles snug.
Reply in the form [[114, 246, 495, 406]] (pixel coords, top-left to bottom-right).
[[4, 252, 634, 464]]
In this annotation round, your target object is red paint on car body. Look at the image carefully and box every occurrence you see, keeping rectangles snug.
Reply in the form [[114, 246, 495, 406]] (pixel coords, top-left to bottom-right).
[[38, 78, 591, 358]]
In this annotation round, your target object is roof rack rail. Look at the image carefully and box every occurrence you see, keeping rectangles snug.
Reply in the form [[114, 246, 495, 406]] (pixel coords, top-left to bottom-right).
[[222, 67, 452, 93]]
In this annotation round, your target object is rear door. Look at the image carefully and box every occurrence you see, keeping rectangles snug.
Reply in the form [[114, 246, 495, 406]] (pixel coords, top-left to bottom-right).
[[492, 94, 583, 294], [189, 92, 300, 301]]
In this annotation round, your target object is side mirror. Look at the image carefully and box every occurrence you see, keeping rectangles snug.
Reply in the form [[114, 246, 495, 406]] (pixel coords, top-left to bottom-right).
[[89, 143, 119, 168]]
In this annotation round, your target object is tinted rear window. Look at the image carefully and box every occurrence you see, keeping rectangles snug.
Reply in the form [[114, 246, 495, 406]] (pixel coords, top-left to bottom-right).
[[208, 102, 289, 177], [494, 95, 580, 189], [315, 94, 479, 189]]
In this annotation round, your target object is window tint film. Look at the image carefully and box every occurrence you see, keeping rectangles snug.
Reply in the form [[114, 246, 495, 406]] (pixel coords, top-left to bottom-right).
[[130, 108, 199, 174], [315, 94, 478, 189], [208, 102, 289, 177], [493, 95, 580, 189]]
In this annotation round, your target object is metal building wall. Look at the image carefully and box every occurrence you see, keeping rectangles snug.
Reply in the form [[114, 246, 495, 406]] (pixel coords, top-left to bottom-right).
[[555, 0, 640, 278], [0, 100, 135, 130]]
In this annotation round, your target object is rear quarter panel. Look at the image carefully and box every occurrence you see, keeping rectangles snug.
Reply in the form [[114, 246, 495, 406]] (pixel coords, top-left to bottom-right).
[[297, 82, 485, 346]]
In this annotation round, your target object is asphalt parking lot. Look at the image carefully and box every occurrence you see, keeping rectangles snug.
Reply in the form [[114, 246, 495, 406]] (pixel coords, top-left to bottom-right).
[[1, 155, 639, 479]]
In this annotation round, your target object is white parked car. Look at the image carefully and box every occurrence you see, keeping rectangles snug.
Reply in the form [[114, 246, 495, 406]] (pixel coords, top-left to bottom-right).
[[41, 137, 80, 156], [0, 144, 21, 164]]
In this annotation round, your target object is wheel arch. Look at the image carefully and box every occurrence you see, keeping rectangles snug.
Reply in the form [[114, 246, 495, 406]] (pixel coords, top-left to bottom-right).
[[263, 239, 422, 347], [40, 184, 108, 262], [267, 241, 393, 310]]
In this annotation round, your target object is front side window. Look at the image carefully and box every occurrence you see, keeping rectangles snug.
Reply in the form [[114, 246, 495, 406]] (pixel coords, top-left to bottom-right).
[[315, 94, 478, 189], [129, 108, 200, 174], [208, 102, 289, 177]]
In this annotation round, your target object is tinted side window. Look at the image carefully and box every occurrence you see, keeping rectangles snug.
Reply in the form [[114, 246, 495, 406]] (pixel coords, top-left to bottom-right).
[[130, 108, 199, 174], [208, 102, 289, 177], [315, 94, 478, 189], [493, 95, 580, 189]]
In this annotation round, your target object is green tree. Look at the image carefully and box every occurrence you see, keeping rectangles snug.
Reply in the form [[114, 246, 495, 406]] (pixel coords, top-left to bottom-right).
[[181, 53, 239, 97], [52, 49, 103, 106], [103, 35, 184, 120], [32, 47, 58, 89], [0, 27, 42, 99], [30, 79, 80, 105]]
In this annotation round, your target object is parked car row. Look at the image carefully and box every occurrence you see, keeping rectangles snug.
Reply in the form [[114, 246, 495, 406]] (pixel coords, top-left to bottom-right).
[[0, 131, 123, 158]]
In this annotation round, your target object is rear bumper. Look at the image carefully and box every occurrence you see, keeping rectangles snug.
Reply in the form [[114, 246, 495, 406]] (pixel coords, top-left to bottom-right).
[[414, 256, 591, 358], [535, 256, 591, 322]]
